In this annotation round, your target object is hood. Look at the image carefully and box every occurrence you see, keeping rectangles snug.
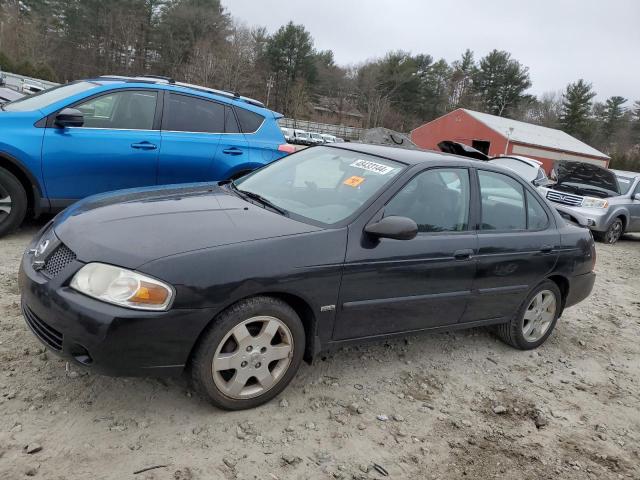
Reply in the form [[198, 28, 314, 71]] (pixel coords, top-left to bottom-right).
[[54, 183, 322, 269], [550, 161, 620, 197], [438, 141, 489, 160]]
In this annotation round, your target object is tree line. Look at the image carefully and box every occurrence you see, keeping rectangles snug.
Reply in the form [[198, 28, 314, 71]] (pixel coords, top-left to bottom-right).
[[1, 0, 639, 170]]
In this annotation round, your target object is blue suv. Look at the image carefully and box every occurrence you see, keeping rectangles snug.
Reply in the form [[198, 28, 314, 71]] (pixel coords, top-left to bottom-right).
[[0, 76, 293, 236]]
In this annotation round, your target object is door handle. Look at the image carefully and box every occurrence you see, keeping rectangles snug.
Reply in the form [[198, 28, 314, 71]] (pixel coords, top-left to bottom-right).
[[131, 141, 157, 150], [539, 244, 554, 254], [453, 249, 474, 260], [223, 147, 243, 156]]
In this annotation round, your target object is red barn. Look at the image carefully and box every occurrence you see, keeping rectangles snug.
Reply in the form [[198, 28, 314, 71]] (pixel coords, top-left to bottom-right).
[[411, 108, 609, 172]]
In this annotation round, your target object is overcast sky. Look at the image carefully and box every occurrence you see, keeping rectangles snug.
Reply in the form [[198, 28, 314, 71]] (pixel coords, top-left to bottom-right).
[[223, 0, 640, 104]]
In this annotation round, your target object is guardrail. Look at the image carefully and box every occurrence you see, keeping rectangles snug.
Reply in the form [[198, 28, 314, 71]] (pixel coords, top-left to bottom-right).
[[1, 72, 59, 92], [279, 118, 363, 140]]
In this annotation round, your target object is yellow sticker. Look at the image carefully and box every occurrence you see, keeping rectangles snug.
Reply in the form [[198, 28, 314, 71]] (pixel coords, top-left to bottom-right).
[[344, 176, 365, 187]]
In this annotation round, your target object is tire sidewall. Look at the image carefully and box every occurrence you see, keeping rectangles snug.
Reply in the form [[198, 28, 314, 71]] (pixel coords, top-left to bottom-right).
[[0, 167, 27, 237], [511, 280, 562, 350], [192, 297, 305, 410]]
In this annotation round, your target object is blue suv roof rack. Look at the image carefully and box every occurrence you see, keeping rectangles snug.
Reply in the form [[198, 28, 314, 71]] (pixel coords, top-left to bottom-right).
[[96, 75, 265, 108]]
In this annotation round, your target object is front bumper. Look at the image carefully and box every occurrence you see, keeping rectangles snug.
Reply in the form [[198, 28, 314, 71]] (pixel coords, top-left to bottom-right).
[[565, 271, 596, 309], [551, 204, 611, 231], [19, 242, 215, 377]]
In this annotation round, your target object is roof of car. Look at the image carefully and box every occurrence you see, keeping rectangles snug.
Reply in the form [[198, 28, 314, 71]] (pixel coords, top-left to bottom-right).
[[611, 169, 640, 178], [490, 155, 542, 168], [326, 142, 479, 166], [89, 75, 266, 108]]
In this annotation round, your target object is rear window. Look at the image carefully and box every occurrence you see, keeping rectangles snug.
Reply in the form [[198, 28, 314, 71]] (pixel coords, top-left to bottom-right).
[[235, 107, 264, 133], [165, 93, 224, 133]]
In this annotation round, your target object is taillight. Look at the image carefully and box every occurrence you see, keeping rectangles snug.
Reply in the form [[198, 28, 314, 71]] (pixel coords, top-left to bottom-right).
[[278, 144, 296, 154]]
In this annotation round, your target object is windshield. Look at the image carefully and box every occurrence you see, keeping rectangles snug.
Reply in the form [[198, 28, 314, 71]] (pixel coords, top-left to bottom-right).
[[3, 81, 98, 112], [234, 146, 404, 225], [616, 176, 635, 195]]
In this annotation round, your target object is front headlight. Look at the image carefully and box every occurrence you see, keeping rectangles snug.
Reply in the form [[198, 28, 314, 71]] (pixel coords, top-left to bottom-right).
[[581, 197, 608, 209], [70, 263, 174, 311]]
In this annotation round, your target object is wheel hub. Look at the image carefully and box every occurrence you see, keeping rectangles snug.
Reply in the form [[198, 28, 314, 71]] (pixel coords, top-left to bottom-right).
[[211, 316, 294, 400], [522, 290, 557, 342]]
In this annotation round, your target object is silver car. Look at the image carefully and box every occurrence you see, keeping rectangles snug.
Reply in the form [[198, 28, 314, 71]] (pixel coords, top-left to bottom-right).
[[539, 162, 640, 244]]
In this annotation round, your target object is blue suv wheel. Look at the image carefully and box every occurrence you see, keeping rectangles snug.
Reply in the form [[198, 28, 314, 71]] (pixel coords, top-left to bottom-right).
[[0, 167, 27, 236]]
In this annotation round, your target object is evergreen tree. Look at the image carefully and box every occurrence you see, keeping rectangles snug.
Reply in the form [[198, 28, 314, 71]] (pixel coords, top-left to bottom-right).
[[472, 49, 531, 116], [560, 79, 596, 141]]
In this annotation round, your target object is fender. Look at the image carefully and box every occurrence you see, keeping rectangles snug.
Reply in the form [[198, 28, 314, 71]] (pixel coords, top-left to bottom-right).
[[0, 152, 47, 216], [226, 162, 266, 180]]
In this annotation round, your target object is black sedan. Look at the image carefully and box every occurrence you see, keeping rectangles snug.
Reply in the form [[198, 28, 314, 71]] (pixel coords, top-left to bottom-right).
[[20, 144, 596, 410]]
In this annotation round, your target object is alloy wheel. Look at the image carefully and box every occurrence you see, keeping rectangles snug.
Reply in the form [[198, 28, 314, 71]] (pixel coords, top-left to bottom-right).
[[605, 220, 622, 244], [212, 316, 294, 400], [0, 188, 11, 219], [522, 290, 556, 342]]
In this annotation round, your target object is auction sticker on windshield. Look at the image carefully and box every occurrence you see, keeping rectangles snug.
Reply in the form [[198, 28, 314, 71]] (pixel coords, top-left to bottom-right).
[[344, 176, 365, 187], [350, 159, 395, 175]]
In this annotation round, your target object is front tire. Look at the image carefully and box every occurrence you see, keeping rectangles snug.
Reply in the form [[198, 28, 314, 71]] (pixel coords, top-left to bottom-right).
[[495, 280, 561, 350], [596, 218, 623, 244], [0, 167, 27, 237], [190, 296, 305, 410]]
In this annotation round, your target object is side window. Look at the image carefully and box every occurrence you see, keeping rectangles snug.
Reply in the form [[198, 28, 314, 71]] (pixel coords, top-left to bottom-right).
[[75, 90, 157, 130], [479, 170, 526, 231], [165, 93, 224, 133], [225, 106, 239, 133], [527, 191, 549, 230], [234, 107, 264, 133], [385, 168, 470, 233]]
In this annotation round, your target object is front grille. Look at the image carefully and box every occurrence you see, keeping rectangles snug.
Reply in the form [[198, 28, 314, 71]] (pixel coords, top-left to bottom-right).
[[22, 304, 63, 351], [546, 190, 583, 207], [43, 244, 76, 278]]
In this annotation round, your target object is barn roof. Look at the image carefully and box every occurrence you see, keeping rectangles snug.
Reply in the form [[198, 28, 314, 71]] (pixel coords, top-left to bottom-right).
[[461, 109, 609, 159]]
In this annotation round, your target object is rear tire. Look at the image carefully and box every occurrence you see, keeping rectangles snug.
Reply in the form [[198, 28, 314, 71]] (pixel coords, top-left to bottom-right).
[[495, 280, 561, 350], [190, 296, 305, 410], [0, 167, 27, 237]]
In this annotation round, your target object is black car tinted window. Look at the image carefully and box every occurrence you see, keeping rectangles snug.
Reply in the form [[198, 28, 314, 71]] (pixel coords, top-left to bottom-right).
[[225, 106, 240, 133], [479, 170, 526, 231], [234, 107, 264, 133], [527, 191, 549, 230], [165, 93, 224, 133], [385, 168, 470, 233], [76, 90, 157, 130]]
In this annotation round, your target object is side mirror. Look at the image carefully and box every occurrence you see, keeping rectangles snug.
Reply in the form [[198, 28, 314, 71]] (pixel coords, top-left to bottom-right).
[[55, 108, 84, 128], [364, 216, 418, 241], [633, 193, 639, 201]]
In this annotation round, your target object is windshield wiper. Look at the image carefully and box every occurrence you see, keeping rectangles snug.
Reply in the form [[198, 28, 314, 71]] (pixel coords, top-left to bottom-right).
[[230, 181, 288, 216]]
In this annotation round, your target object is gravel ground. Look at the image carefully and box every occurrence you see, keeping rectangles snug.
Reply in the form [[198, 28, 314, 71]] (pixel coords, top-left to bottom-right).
[[0, 219, 639, 479]]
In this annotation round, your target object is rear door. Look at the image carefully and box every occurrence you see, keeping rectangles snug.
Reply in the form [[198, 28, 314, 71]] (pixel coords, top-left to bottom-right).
[[158, 93, 249, 184], [463, 169, 560, 322], [213, 106, 252, 179], [41, 89, 160, 200]]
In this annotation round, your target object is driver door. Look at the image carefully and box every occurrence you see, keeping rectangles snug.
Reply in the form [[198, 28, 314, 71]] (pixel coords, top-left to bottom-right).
[[629, 181, 640, 231], [42, 89, 160, 201], [333, 167, 478, 341]]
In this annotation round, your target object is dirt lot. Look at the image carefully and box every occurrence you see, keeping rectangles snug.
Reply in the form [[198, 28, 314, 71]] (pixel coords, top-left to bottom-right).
[[0, 219, 639, 480]]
